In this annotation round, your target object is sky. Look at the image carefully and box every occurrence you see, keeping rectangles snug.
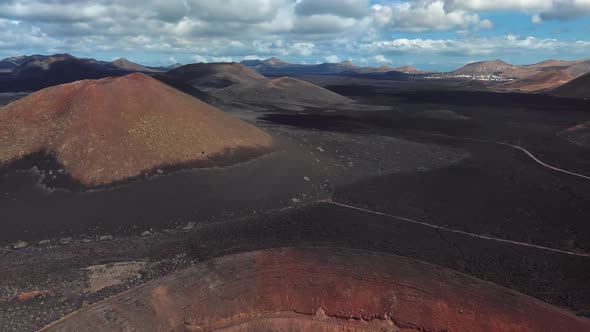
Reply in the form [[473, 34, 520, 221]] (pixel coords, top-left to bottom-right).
[[0, 0, 589, 71]]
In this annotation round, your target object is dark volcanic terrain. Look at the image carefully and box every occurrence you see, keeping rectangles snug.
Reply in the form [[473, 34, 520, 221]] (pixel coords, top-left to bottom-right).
[[0, 75, 590, 331]]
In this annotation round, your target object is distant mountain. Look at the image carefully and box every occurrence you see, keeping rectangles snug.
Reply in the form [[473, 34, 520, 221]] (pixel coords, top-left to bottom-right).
[[354, 65, 395, 74], [394, 65, 426, 74], [450, 58, 590, 79], [213, 76, 351, 107], [0, 57, 22, 72], [451, 60, 516, 76], [240, 57, 358, 75], [240, 57, 427, 77], [564, 60, 590, 77], [550, 72, 590, 99], [0, 53, 168, 92], [164, 62, 268, 91], [0, 54, 129, 92], [165, 63, 183, 70], [109, 58, 162, 73]]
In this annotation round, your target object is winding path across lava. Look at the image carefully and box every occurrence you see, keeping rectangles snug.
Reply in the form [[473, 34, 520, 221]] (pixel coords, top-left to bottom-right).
[[420, 132, 590, 181], [327, 201, 590, 258]]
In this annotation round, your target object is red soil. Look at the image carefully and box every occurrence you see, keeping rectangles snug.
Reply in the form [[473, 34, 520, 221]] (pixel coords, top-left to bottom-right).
[[42, 248, 590, 331], [0, 73, 273, 186]]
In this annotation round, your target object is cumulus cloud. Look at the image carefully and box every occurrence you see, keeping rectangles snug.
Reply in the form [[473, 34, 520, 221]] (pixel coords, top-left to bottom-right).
[[294, 0, 370, 19], [372, 1, 492, 32], [0, 0, 589, 67], [374, 55, 390, 63], [445, 0, 590, 21], [362, 35, 590, 57], [324, 55, 340, 63]]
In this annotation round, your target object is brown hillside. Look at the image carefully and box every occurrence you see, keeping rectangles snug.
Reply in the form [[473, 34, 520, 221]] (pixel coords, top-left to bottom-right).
[[0, 73, 273, 187], [213, 76, 351, 107], [452, 59, 516, 76], [501, 70, 573, 92], [110, 58, 161, 73]]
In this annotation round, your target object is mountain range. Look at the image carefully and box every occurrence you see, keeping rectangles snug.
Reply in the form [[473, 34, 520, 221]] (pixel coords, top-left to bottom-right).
[[0, 54, 176, 92], [450, 58, 590, 79], [240, 57, 426, 76], [1, 53, 588, 98]]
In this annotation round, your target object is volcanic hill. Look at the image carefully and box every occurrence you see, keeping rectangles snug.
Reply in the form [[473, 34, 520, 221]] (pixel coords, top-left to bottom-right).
[[451, 58, 590, 80], [163, 62, 268, 91], [500, 70, 574, 92], [109, 58, 161, 73], [451, 59, 516, 76], [0, 73, 273, 187], [213, 76, 351, 107], [42, 248, 590, 332]]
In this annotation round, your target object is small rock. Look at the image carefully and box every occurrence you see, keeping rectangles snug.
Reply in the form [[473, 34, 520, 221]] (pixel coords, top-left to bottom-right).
[[303, 176, 310, 181], [156, 169, 164, 175], [140, 231, 152, 237], [38, 240, 51, 246], [316, 147, 324, 152], [13, 241, 28, 249], [291, 198, 301, 204], [182, 222, 195, 230], [59, 237, 73, 245], [98, 235, 113, 242]]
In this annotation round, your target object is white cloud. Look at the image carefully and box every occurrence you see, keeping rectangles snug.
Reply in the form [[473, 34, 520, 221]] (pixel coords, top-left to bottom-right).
[[374, 54, 390, 62], [363, 35, 590, 57], [372, 1, 492, 32], [444, 0, 554, 12], [445, 0, 590, 21], [324, 55, 340, 62], [0, 0, 589, 67], [289, 42, 315, 56], [295, 0, 370, 19], [211, 56, 233, 62], [191, 55, 208, 63]]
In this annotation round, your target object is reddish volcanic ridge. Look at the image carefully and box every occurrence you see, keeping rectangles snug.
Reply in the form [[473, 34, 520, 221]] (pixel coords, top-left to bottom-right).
[[42, 247, 590, 332], [0, 73, 273, 187]]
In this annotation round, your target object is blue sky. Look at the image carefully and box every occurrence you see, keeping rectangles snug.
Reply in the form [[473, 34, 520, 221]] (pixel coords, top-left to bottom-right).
[[0, 0, 589, 71]]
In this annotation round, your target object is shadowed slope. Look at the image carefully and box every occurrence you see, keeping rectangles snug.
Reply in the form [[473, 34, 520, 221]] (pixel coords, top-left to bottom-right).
[[213, 76, 351, 107], [0, 73, 273, 187], [42, 248, 590, 332], [165, 62, 268, 91], [551, 72, 590, 99]]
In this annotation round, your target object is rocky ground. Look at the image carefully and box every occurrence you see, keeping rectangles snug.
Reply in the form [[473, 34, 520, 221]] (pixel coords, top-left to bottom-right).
[[1, 78, 590, 331]]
